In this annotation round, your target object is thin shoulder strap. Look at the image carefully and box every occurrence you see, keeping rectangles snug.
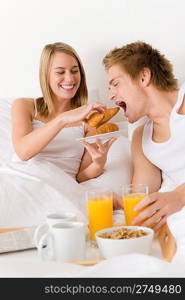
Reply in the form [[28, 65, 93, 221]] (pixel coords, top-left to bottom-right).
[[33, 98, 38, 118]]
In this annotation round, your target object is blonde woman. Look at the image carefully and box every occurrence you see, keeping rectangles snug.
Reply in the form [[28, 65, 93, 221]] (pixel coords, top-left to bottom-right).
[[11, 42, 116, 183]]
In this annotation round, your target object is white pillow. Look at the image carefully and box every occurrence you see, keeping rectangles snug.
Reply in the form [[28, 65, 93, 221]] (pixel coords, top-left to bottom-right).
[[0, 97, 15, 160]]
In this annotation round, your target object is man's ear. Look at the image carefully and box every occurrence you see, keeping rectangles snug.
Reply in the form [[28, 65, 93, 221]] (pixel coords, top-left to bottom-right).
[[140, 68, 151, 87]]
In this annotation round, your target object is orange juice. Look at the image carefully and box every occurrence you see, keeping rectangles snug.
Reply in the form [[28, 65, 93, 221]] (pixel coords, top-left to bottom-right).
[[87, 196, 113, 240], [123, 193, 146, 225]]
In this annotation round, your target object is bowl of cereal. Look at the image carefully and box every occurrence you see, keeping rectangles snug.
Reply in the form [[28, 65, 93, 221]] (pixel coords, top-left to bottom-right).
[[95, 225, 154, 259]]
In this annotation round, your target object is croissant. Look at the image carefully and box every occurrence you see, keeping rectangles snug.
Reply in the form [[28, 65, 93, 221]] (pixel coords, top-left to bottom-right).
[[87, 107, 120, 128], [95, 122, 119, 135], [100, 107, 120, 125], [87, 112, 104, 128]]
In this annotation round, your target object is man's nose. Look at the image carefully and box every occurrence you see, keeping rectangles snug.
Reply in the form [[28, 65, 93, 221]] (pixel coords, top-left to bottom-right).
[[109, 90, 116, 101]]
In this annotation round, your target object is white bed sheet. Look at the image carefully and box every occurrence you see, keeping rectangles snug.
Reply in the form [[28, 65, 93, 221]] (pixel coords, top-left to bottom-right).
[[0, 134, 132, 228]]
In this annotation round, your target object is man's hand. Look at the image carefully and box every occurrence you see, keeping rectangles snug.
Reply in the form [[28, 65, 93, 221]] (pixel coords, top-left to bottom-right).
[[132, 190, 185, 231]]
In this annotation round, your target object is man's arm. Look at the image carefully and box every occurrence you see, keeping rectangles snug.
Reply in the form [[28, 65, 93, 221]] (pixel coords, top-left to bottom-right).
[[131, 125, 162, 193], [131, 126, 185, 231]]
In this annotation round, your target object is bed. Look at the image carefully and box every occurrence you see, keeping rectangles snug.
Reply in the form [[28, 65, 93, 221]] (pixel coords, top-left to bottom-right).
[[1, 97, 184, 278]]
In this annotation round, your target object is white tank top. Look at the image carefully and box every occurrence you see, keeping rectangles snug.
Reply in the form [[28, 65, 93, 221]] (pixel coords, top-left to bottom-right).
[[12, 100, 85, 178], [142, 83, 185, 190]]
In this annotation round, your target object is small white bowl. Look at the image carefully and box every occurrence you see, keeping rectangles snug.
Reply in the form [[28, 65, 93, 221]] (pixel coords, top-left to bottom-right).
[[95, 225, 154, 259]]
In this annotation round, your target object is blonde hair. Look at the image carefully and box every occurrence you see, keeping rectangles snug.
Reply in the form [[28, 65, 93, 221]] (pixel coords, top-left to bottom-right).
[[36, 42, 88, 116], [103, 41, 178, 91]]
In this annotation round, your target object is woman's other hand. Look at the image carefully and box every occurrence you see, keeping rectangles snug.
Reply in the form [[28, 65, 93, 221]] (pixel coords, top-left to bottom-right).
[[80, 137, 116, 169]]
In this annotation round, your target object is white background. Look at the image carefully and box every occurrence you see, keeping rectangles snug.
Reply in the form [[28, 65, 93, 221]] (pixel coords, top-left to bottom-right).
[[0, 0, 185, 106]]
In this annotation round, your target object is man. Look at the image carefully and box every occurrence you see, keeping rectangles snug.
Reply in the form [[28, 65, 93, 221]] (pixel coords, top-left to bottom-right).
[[103, 41, 185, 230]]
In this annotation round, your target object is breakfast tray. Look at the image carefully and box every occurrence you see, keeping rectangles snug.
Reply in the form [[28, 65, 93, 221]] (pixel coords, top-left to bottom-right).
[[0, 226, 36, 253], [73, 223, 177, 266], [157, 223, 176, 262], [0, 224, 176, 264]]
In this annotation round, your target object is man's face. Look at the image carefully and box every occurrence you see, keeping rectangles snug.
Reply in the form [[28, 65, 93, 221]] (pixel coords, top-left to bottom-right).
[[108, 64, 146, 123]]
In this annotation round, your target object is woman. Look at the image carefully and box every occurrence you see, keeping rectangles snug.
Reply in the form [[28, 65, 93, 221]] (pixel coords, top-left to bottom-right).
[[11, 42, 116, 182]]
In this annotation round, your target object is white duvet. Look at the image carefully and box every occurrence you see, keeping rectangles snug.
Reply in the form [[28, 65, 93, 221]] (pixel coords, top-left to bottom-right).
[[0, 160, 88, 227]]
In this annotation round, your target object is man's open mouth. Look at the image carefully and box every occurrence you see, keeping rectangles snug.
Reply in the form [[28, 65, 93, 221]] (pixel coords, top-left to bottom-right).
[[116, 101, 127, 112]]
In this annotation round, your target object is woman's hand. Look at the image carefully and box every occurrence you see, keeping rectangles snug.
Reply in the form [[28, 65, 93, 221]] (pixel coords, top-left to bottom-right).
[[60, 102, 106, 125], [76, 136, 117, 183], [132, 190, 185, 231], [80, 137, 116, 169]]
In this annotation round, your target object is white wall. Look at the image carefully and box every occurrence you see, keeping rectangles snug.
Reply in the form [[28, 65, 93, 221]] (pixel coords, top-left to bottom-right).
[[0, 0, 185, 111]]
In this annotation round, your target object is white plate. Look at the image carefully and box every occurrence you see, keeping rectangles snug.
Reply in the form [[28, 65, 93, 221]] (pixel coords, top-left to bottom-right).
[[76, 130, 124, 144]]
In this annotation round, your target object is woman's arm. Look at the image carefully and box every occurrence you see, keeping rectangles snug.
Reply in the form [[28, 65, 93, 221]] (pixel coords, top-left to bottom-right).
[[12, 99, 106, 160], [76, 142, 103, 182], [11, 98, 66, 160], [76, 136, 116, 183]]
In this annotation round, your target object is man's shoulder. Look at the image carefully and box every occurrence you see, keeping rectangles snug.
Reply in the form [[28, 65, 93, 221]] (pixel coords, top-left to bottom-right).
[[132, 124, 145, 142]]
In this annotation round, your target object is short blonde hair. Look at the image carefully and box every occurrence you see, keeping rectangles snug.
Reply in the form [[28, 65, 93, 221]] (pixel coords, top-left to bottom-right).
[[36, 42, 88, 116], [103, 41, 178, 91]]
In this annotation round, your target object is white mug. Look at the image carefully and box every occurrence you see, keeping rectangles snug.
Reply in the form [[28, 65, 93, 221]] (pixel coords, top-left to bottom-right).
[[34, 212, 77, 248], [37, 221, 86, 262]]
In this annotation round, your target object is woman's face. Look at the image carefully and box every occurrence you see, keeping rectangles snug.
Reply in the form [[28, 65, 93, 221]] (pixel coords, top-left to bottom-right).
[[48, 51, 81, 101]]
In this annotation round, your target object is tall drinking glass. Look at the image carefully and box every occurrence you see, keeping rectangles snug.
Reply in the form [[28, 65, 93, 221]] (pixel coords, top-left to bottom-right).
[[86, 189, 113, 240], [122, 184, 148, 226]]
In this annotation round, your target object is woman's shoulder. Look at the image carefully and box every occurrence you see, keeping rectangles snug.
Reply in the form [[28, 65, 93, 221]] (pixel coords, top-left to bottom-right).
[[12, 97, 35, 106], [11, 98, 35, 118]]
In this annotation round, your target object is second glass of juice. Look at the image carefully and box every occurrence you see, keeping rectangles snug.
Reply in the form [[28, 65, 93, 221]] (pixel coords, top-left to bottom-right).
[[122, 184, 148, 226], [87, 190, 113, 240]]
